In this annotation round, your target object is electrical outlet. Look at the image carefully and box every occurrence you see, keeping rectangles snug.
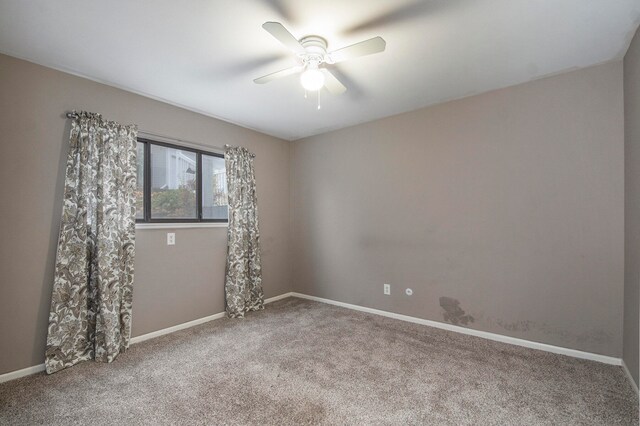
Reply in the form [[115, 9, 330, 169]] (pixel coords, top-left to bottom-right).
[[167, 233, 175, 245], [383, 284, 391, 295]]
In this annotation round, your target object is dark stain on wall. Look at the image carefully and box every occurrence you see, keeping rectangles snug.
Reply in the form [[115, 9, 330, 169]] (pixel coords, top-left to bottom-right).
[[439, 297, 475, 326], [488, 317, 613, 347], [496, 319, 532, 332]]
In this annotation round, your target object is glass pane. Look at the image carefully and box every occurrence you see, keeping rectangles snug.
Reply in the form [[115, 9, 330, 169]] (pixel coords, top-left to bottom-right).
[[150, 144, 197, 219], [135, 142, 144, 220], [202, 154, 228, 220]]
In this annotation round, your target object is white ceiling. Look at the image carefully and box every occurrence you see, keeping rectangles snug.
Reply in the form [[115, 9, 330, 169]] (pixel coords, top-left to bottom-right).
[[1, 1, 639, 140]]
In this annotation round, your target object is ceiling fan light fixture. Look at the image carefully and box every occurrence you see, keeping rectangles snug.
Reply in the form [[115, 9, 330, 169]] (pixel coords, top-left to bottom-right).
[[256, 22, 386, 99], [300, 67, 325, 91]]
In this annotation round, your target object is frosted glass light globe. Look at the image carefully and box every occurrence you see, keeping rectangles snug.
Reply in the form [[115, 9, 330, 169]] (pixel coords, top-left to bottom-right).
[[300, 68, 325, 91]]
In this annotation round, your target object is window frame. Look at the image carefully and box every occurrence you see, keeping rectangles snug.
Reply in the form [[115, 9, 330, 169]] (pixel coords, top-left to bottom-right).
[[136, 137, 228, 224]]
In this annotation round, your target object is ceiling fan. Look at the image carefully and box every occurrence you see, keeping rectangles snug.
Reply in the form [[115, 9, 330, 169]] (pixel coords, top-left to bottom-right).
[[254, 22, 386, 97]]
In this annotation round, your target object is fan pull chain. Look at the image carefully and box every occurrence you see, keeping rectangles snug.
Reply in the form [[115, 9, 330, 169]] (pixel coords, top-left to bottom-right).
[[317, 89, 321, 110], [304, 89, 307, 99]]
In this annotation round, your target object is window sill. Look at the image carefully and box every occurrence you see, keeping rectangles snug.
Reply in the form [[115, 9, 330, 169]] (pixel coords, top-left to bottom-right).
[[136, 222, 228, 230]]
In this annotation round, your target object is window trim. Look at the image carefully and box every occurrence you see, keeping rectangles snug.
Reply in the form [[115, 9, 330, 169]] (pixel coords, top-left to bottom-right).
[[136, 137, 228, 224]]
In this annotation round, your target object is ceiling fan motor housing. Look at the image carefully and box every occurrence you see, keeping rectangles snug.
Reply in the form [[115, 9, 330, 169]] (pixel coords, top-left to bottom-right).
[[300, 36, 328, 65]]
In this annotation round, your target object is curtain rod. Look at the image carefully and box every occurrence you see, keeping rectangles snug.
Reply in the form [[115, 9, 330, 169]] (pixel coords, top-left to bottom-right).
[[65, 112, 255, 158]]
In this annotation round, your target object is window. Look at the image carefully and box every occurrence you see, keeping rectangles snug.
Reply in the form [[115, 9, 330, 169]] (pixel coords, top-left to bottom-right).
[[202, 154, 228, 220], [136, 138, 228, 223]]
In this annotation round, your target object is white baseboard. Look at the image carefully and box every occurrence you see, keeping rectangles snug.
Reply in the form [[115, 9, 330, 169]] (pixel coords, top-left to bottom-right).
[[0, 291, 626, 384], [130, 291, 293, 344], [264, 292, 294, 304], [0, 364, 46, 384], [290, 292, 623, 366], [0, 292, 294, 384], [622, 359, 639, 395], [129, 312, 226, 345]]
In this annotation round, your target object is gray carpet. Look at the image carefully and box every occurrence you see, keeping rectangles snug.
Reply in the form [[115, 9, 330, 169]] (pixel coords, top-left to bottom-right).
[[0, 297, 637, 425]]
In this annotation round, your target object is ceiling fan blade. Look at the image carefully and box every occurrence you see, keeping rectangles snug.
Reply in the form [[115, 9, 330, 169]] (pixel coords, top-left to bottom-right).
[[321, 69, 347, 95], [262, 22, 305, 55], [254, 66, 303, 84], [263, 0, 296, 24], [344, 1, 453, 34], [327, 36, 386, 64]]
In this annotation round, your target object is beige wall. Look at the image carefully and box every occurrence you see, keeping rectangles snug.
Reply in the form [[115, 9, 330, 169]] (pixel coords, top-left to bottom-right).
[[291, 62, 625, 357], [0, 52, 629, 374], [624, 28, 640, 387], [0, 54, 292, 374]]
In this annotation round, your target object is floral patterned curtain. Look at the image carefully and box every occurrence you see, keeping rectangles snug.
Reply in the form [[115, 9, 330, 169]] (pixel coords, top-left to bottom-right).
[[224, 146, 264, 318], [45, 112, 138, 374]]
